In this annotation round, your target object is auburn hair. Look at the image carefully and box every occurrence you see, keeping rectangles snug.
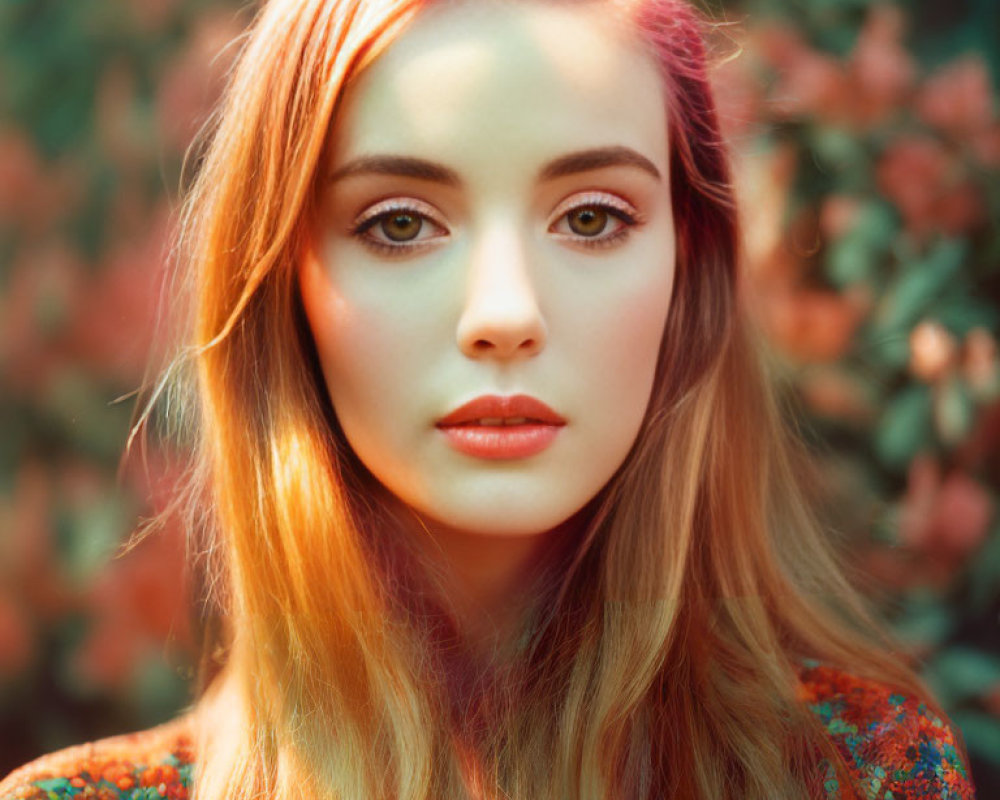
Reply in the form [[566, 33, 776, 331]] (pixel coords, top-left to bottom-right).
[[133, 0, 958, 797]]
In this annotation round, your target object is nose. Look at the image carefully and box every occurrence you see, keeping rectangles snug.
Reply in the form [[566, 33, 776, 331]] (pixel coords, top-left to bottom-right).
[[456, 221, 547, 361]]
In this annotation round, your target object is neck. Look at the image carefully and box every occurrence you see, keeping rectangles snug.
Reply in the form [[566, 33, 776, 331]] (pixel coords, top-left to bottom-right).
[[369, 485, 593, 666]]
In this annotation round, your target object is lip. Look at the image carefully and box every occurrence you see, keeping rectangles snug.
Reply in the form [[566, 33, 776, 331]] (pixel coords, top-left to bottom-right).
[[436, 394, 566, 460], [436, 394, 567, 427]]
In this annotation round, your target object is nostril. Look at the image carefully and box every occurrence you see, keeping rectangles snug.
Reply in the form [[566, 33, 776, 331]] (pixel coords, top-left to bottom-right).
[[471, 336, 538, 354]]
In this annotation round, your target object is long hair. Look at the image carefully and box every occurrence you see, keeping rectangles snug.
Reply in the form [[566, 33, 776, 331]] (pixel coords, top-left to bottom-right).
[[134, 0, 959, 797]]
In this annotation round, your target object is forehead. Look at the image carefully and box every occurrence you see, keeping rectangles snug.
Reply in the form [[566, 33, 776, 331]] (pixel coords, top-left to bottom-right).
[[329, 0, 668, 179]]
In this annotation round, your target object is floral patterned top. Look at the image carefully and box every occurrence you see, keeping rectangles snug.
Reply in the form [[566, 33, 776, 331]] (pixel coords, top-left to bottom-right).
[[796, 660, 976, 799], [0, 715, 195, 800], [0, 662, 976, 800]]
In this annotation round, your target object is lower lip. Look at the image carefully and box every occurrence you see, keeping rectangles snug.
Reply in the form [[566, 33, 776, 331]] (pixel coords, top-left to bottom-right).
[[436, 424, 563, 459]]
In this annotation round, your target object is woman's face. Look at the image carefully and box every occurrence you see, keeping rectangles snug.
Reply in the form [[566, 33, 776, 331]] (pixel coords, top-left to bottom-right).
[[299, 0, 674, 539]]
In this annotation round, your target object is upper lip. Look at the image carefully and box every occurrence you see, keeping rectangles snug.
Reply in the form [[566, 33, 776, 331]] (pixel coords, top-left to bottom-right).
[[436, 394, 567, 426]]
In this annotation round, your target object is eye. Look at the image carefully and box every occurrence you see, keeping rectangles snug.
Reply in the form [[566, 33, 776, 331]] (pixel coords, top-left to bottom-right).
[[548, 191, 643, 249], [566, 207, 614, 237], [350, 197, 449, 255], [377, 212, 422, 242]]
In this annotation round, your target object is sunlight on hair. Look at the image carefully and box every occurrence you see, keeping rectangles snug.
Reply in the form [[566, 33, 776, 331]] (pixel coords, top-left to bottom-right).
[[270, 425, 317, 523]]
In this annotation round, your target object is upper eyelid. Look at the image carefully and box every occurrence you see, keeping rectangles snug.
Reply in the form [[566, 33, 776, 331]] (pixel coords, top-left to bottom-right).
[[547, 191, 642, 226], [351, 196, 446, 230], [348, 190, 643, 241]]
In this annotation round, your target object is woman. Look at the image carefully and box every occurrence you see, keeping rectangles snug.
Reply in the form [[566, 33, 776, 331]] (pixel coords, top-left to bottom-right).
[[0, 0, 977, 798]]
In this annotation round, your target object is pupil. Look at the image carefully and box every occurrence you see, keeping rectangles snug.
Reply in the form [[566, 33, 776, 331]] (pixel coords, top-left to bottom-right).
[[569, 207, 607, 236], [382, 214, 421, 241]]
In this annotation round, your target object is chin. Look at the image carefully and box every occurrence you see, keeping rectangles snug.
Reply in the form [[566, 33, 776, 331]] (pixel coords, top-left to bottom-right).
[[422, 510, 565, 538], [417, 495, 598, 539]]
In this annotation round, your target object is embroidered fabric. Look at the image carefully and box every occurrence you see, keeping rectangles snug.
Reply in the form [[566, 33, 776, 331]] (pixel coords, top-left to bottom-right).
[[0, 663, 977, 800]]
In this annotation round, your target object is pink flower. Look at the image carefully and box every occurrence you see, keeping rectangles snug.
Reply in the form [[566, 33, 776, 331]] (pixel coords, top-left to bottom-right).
[[777, 51, 850, 121], [6, 461, 75, 626], [0, 243, 86, 394], [970, 125, 1000, 168], [876, 136, 982, 237], [876, 136, 946, 232], [73, 511, 192, 689], [819, 195, 862, 240], [937, 179, 985, 236], [917, 56, 994, 140], [67, 203, 173, 384], [0, 592, 34, 678], [963, 328, 999, 395], [799, 368, 875, 423], [756, 6, 918, 129], [756, 25, 851, 122], [765, 288, 867, 363], [155, 11, 245, 155], [0, 129, 86, 237], [848, 6, 915, 126], [899, 456, 993, 558], [0, 130, 42, 225], [899, 455, 940, 551], [933, 472, 993, 554]]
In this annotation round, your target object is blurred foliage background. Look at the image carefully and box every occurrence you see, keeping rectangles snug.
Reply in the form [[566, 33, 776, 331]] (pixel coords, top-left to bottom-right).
[[0, 0, 997, 791]]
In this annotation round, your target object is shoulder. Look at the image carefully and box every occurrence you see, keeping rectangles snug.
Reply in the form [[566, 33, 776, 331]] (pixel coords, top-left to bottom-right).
[[796, 659, 976, 799], [0, 715, 195, 800]]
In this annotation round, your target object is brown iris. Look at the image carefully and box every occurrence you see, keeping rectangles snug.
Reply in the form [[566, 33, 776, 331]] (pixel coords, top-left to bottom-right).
[[567, 206, 608, 236], [381, 213, 422, 241]]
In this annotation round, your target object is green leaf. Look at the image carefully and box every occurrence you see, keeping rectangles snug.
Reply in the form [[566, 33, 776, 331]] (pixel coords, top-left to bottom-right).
[[810, 127, 867, 172], [934, 377, 974, 446], [826, 201, 897, 288], [35, 778, 73, 794], [40, 370, 133, 461], [865, 330, 911, 370], [874, 384, 933, 470], [827, 235, 873, 287], [948, 710, 1000, 768], [890, 590, 954, 651], [128, 653, 191, 722], [966, 519, 1000, 614], [59, 493, 129, 584], [874, 239, 967, 334], [924, 647, 1000, 706], [934, 296, 1000, 337]]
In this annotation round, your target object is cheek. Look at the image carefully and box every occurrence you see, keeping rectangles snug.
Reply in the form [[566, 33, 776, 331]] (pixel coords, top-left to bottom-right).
[[565, 252, 674, 463], [573, 258, 673, 397], [298, 247, 440, 450], [298, 250, 391, 420], [609, 283, 672, 379]]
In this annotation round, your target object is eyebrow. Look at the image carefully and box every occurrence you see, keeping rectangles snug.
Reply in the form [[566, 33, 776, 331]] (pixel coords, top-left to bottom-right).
[[328, 145, 662, 185], [329, 155, 461, 185], [539, 146, 662, 182]]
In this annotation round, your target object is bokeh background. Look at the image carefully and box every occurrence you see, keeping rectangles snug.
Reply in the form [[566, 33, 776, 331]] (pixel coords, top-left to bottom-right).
[[1, 0, 998, 790]]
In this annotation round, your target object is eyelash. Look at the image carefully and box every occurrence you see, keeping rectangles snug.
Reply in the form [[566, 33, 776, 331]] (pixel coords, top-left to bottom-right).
[[348, 194, 642, 256], [350, 198, 444, 257], [548, 192, 642, 251]]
